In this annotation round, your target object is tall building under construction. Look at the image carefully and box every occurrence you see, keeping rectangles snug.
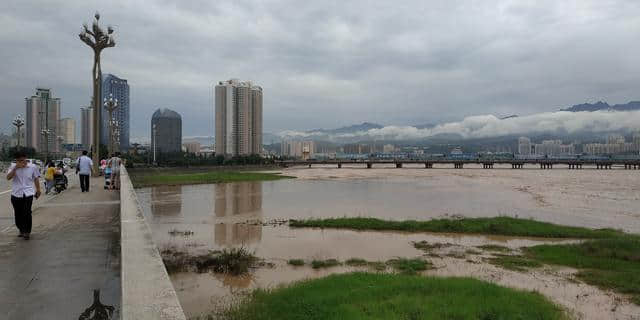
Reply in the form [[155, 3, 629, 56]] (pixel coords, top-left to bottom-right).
[[214, 79, 263, 156]]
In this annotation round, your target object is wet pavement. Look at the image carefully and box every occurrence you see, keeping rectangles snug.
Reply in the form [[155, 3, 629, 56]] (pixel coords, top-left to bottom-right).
[[137, 170, 640, 319], [0, 175, 120, 320]]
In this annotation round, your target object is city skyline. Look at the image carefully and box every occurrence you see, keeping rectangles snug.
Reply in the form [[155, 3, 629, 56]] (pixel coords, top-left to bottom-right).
[[2, 1, 640, 138]]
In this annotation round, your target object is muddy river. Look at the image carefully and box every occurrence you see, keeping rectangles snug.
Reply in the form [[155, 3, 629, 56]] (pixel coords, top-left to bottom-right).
[[137, 166, 640, 319]]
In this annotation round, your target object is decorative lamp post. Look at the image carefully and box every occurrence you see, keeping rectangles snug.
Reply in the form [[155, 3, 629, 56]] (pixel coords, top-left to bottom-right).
[[79, 12, 116, 176], [103, 93, 118, 156], [41, 129, 51, 164], [57, 136, 64, 158], [12, 115, 25, 148]]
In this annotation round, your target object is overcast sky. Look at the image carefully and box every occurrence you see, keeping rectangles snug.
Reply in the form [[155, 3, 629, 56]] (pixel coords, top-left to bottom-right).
[[1, 0, 639, 140]]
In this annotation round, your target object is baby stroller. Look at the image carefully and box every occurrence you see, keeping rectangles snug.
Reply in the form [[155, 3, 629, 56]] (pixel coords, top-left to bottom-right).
[[104, 166, 112, 190]]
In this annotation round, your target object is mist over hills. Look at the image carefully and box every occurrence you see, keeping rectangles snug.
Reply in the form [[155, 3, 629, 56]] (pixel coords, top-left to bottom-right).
[[277, 101, 640, 145]]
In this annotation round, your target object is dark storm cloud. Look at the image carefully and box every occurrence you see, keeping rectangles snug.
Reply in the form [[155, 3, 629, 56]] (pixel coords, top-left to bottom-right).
[[1, 0, 639, 140]]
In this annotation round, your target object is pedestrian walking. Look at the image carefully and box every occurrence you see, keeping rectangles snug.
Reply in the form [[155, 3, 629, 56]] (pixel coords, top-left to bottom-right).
[[76, 150, 93, 192], [6, 150, 42, 240], [44, 160, 55, 194], [107, 152, 122, 190]]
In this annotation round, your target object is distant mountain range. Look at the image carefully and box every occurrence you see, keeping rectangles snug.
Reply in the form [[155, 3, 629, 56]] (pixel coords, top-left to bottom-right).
[[562, 101, 640, 112], [308, 122, 384, 134]]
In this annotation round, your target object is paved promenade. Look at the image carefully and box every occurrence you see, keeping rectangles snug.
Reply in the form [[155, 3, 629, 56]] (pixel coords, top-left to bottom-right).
[[0, 175, 121, 320]]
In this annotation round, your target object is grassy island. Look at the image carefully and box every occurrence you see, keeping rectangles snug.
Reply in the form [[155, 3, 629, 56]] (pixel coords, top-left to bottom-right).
[[290, 216, 640, 304], [289, 216, 624, 239], [130, 170, 294, 187], [218, 272, 568, 320]]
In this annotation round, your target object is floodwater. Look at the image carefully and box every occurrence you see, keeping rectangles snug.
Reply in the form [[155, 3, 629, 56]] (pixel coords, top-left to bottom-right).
[[137, 166, 640, 319]]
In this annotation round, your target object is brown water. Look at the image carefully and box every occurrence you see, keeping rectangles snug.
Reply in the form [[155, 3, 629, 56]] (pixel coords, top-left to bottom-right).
[[137, 168, 640, 319]]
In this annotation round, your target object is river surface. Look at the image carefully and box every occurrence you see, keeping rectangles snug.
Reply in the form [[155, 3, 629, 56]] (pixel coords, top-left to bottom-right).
[[137, 166, 640, 319]]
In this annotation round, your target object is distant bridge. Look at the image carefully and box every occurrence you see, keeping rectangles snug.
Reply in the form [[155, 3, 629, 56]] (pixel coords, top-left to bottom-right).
[[277, 159, 640, 170]]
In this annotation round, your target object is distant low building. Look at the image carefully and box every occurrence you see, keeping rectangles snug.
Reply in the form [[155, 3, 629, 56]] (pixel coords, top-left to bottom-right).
[[518, 137, 532, 155], [534, 140, 574, 156], [183, 141, 201, 154], [281, 140, 315, 159]]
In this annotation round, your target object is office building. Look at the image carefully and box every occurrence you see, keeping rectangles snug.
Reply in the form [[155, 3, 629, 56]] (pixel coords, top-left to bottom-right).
[[518, 137, 532, 155], [80, 106, 93, 149], [25, 88, 61, 152], [215, 79, 263, 156], [59, 118, 75, 144], [151, 108, 182, 154], [101, 74, 130, 150]]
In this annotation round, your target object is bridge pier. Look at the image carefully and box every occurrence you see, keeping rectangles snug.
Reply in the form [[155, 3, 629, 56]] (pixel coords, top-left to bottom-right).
[[454, 163, 464, 169], [338, 163, 342, 169], [482, 163, 494, 169], [366, 162, 372, 169], [308, 164, 312, 168], [511, 163, 523, 169], [424, 163, 433, 169], [540, 163, 553, 169], [395, 163, 403, 168]]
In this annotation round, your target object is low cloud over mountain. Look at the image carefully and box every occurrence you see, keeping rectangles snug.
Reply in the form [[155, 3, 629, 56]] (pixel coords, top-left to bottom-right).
[[279, 110, 640, 142]]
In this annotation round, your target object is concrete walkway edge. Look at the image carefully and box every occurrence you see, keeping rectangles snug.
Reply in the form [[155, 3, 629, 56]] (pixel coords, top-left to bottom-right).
[[120, 166, 187, 319]]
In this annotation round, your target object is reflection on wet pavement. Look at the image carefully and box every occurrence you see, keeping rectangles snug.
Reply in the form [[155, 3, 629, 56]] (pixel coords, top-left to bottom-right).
[[78, 289, 115, 320]]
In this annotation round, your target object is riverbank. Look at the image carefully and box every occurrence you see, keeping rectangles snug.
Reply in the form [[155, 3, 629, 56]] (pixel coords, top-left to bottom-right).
[[128, 167, 293, 187]]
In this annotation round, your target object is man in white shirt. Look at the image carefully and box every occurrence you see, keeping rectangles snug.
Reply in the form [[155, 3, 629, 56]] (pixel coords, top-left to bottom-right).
[[6, 150, 41, 240], [76, 150, 94, 192]]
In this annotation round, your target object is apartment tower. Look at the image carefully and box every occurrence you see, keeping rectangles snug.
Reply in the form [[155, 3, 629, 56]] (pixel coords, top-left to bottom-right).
[[215, 79, 263, 156], [101, 74, 130, 150], [25, 88, 61, 152]]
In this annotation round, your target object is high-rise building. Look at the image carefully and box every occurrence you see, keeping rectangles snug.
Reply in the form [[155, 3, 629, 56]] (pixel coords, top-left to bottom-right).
[[25, 88, 61, 152], [59, 118, 75, 144], [80, 106, 93, 149], [518, 137, 532, 155], [183, 141, 201, 154], [151, 108, 182, 155], [215, 79, 263, 156], [101, 74, 130, 150]]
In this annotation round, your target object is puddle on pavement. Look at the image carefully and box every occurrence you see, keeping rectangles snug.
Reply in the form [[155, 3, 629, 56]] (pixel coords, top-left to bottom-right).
[[136, 179, 640, 320]]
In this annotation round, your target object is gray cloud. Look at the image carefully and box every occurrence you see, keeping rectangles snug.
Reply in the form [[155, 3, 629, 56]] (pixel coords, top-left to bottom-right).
[[1, 0, 640, 140]]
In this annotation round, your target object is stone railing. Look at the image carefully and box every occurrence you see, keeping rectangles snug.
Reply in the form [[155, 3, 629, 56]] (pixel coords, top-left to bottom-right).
[[120, 166, 186, 319]]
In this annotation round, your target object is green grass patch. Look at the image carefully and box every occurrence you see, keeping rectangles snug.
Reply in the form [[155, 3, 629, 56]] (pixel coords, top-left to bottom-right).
[[311, 259, 341, 269], [485, 255, 543, 272], [386, 258, 431, 274], [287, 259, 305, 266], [476, 244, 511, 252], [131, 171, 294, 187], [525, 237, 640, 304], [290, 216, 625, 239], [218, 272, 568, 320]]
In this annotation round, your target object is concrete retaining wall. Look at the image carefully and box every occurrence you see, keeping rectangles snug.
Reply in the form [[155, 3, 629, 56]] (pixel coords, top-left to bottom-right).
[[120, 166, 187, 319]]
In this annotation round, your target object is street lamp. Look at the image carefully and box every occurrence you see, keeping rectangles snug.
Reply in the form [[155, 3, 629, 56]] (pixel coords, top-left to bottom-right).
[[12, 115, 24, 148], [152, 123, 157, 164], [79, 12, 116, 176], [103, 93, 118, 156], [57, 136, 64, 158], [41, 129, 51, 164]]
